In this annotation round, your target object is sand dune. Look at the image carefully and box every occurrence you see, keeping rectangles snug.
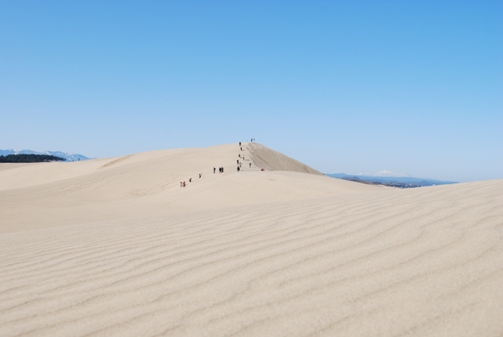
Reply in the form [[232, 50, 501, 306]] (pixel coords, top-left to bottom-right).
[[0, 143, 377, 233], [0, 143, 502, 336]]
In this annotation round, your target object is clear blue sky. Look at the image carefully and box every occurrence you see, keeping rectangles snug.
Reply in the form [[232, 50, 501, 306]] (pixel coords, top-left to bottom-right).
[[1, 1, 502, 182]]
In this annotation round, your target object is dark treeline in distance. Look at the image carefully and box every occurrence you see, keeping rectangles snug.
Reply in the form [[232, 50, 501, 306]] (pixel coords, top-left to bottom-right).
[[0, 154, 65, 163]]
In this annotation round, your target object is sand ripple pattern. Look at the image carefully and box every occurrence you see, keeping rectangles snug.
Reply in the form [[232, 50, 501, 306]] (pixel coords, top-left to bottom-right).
[[1, 180, 503, 336]]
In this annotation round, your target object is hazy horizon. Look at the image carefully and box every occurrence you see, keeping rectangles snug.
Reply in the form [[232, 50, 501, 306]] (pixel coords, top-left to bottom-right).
[[1, 1, 501, 183]]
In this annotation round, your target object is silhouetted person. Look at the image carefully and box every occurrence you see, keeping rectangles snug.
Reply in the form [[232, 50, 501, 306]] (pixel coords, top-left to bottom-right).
[[199, 173, 202, 178], [249, 163, 251, 168], [213, 167, 216, 174], [237, 160, 239, 164], [239, 142, 241, 146], [237, 166, 240, 172], [189, 178, 192, 183]]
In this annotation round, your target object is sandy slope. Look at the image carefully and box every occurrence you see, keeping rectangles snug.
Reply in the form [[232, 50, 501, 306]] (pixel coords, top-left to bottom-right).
[[0, 143, 502, 336], [0, 143, 376, 233]]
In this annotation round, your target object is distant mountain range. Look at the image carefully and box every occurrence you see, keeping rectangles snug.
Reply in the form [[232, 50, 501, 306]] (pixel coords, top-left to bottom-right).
[[326, 172, 457, 188], [0, 149, 90, 162]]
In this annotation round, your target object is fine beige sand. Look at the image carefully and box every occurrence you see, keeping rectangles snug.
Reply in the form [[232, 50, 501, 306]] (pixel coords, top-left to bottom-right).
[[0, 143, 502, 336]]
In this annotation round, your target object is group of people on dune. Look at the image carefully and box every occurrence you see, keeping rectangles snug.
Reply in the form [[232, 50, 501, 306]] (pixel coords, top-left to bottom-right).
[[238, 141, 263, 171], [180, 140, 262, 188], [179, 173, 202, 188], [237, 142, 251, 172]]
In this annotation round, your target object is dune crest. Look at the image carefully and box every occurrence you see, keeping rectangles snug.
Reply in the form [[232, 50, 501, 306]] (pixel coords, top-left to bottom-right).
[[0, 143, 374, 233]]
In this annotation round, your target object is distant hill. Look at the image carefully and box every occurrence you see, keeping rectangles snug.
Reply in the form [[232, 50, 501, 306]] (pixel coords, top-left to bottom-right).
[[0, 149, 90, 162], [326, 173, 457, 188]]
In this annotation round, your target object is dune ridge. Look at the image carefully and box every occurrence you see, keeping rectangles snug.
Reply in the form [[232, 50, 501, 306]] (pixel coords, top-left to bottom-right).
[[0, 143, 502, 336], [0, 143, 374, 233]]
